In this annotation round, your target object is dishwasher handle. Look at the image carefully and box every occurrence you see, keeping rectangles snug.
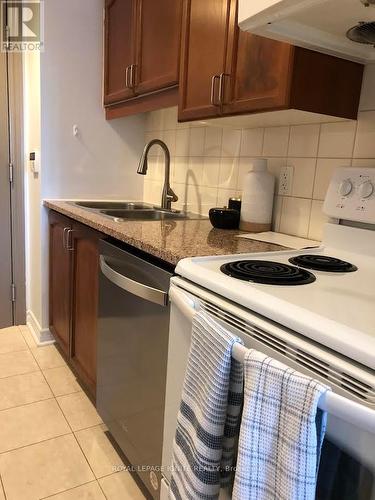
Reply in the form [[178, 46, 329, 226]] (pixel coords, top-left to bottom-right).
[[100, 255, 169, 307]]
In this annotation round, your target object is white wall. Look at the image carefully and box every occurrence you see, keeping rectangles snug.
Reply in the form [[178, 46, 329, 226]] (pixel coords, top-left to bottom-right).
[[23, 51, 43, 335], [41, 0, 145, 200], [26, 0, 147, 337]]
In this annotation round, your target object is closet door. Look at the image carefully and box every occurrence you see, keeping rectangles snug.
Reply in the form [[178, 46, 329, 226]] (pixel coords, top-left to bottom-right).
[[0, 53, 13, 327]]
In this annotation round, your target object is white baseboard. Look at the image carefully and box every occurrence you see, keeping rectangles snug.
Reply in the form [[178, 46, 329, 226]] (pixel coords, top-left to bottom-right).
[[26, 310, 55, 346]]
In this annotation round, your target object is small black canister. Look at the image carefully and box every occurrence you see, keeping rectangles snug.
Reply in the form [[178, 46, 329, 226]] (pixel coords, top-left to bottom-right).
[[228, 197, 241, 212]]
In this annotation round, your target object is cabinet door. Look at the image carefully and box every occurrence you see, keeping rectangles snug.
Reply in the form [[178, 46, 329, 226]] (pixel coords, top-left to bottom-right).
[[49, 212, 72, 357], [104, 0, 137, 105], [70, 225, 101, 395], [178, 0, 232, 121], [223, 6, 294, 115], [135, 0, 183, 95]]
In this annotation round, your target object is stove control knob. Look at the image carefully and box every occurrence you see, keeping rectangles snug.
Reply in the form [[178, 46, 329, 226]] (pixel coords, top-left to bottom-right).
[[359, 180, 374, 199], [338, 179, 353, 197]]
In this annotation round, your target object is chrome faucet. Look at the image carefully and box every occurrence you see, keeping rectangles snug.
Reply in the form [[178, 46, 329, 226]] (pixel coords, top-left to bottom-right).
[[137, 139, 178, 211]]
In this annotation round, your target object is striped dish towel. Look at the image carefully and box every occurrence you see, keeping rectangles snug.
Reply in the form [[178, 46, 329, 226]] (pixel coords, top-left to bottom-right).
[[233, 350, 330, 500], [170, 311, 244, 500]]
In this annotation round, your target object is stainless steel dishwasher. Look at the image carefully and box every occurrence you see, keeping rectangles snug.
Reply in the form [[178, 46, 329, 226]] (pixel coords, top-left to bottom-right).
[[97, 240, 173, 499]]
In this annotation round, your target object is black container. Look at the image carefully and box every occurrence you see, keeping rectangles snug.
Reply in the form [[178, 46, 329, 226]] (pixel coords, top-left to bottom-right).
[[209, 207, 240, 230], [228, 197, 241, 212]]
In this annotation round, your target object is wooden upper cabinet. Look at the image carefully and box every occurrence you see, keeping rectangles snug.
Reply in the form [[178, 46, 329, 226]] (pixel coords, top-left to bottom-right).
[[178, 0, 232, 121], [104, 0, 183, 116], [49, 212, 73, 357], [223, 25, 294, 114], [135, 0, 183, 95], [104, 0, 137, 105], [179, 0, 363, 122]]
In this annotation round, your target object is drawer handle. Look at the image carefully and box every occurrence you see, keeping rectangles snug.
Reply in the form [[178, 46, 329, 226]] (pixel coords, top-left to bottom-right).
[[100, 255, 168, 307]]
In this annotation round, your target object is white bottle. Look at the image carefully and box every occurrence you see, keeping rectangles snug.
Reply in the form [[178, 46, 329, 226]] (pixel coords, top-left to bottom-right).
[[239, 158, 275, 232]]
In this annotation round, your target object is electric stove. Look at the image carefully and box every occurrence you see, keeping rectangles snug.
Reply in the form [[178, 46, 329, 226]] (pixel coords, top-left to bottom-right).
[[176, 167, 375, 370]]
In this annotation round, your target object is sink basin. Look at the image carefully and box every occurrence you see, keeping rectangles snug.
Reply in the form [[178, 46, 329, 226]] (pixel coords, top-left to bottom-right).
[[100, 209, 203, 221], [73, 201, 153, 210], [69, 200, 206, 221]]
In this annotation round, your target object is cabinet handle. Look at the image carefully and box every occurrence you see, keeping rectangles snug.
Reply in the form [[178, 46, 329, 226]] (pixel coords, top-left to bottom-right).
[[125, 66, 130, 88], [210, 75, 220, 106], [130, 64, 137, 88], [218, 73, 230, 105], [66, 229, 74, 252], [63, 227, 70, 250]]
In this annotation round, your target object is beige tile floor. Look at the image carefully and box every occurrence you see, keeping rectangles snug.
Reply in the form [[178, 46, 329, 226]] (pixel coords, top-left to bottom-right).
[[0, 326, 146, 500]]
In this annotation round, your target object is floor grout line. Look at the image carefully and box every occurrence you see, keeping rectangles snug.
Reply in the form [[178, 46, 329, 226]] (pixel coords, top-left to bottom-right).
[[54, 390, 109, 497], [0, 367, 41, 382], [38, 479, 103, 500], [0, 333, 99, 498], [0, 431, 73, 457], [0, 326, 142, 500], [0, 396, 56, 414], [0, 473, 7, 500]]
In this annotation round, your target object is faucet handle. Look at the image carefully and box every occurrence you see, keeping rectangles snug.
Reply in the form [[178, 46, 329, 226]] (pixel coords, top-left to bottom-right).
[[167, 187, 178, 203]]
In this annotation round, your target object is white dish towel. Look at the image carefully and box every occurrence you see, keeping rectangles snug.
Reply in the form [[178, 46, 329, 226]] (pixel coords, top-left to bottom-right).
[[233, 350, 330, 500], [170, 311, 244, 500]]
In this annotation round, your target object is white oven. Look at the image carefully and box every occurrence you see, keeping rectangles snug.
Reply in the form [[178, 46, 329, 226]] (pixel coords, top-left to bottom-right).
[[161, 277, 375, 500]]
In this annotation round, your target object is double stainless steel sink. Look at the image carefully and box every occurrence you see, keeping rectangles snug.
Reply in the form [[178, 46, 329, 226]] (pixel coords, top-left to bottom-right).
[[70, 200, 205, 222]]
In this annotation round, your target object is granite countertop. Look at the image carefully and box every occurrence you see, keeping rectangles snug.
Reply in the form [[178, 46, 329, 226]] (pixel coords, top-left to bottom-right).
[[44, 200, 285, 266]]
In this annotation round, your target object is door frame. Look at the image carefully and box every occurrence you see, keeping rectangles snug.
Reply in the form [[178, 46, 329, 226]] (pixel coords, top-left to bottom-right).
[[7, 53, 26, 325]]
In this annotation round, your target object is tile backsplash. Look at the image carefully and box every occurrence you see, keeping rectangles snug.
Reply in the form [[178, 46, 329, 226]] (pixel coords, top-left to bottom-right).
[[143, 67, 375, 241]]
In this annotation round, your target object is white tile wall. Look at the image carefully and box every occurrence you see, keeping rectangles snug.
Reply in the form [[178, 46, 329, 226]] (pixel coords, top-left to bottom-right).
[[143, 65, 375, 241]]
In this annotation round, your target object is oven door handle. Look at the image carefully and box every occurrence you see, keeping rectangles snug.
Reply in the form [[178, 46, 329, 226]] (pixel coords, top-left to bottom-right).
[[169, 286, 199, 321], [169, 286, 375, 434], [319, 392, 375, 434], [100, 255, 168, 307]]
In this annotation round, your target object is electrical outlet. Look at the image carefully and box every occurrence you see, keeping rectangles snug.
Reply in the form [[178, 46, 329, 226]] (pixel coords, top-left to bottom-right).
[[278, 166, 294, 195]]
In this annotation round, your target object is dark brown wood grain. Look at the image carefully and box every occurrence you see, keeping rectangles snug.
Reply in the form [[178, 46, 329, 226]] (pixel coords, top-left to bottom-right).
[[104, 0, 183, 118], [290, 47, 363, 120], [105, 86, 179, 119], [70, 224, 101, 396], [178, 0, 232, 121], [178, 0, 363, 122], [49, 211, 73, 358], [49, 211, 103, 397], [224, 14, 294, 115], [135, 0, 183, 95], [103, 0, 138, 105]]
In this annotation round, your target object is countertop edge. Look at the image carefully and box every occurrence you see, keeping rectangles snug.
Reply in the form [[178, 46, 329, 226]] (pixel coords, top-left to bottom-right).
[[44, 200, 287, 266]]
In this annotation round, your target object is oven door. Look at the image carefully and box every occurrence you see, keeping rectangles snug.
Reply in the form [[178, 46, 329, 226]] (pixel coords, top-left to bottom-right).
[[317, 417, 375, 499], [163, 279, 375, 500]]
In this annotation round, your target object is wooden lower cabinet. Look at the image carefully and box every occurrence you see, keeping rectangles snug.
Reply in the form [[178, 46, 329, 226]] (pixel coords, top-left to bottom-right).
[[70, 225, 100, 395], [49, 211, 102, 397], [49, 212, 73, 357]]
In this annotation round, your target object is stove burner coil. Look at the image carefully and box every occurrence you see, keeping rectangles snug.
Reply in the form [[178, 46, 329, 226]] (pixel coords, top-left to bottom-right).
[[220, 260, 316, 285], [288, 255, 358, 273]]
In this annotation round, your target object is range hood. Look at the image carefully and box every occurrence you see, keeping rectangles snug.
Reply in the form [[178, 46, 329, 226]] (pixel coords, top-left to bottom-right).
[[239, 0, 375, 63]]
